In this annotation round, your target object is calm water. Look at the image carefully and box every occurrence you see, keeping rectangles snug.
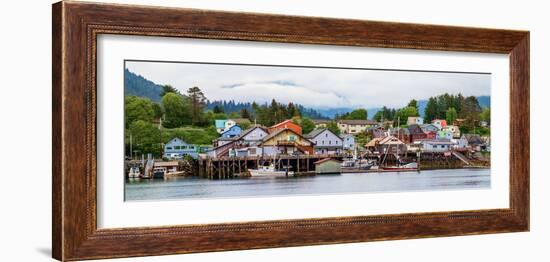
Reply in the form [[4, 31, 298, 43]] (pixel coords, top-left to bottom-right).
[[125, 169, 490, 201]]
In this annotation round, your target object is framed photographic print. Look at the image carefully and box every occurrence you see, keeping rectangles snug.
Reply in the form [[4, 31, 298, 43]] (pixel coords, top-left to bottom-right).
[[52, 1, 529, 261]]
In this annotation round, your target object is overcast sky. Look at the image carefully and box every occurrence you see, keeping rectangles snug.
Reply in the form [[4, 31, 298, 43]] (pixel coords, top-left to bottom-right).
[[125, 60, 490, 109]]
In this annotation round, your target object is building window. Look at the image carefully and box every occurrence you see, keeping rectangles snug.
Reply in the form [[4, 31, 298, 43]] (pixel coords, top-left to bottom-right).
[[174, 146, 181, 150], [166, 147, 173, 150]]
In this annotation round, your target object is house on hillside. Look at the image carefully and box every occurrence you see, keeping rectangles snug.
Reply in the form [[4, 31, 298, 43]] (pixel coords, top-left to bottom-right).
[[214, 119, 234, 134], [337, 119, 378, 134], [312, 119, 331, 129], [420, 124, 438, 139], [163, 138, 199, 159], [431, 119, 447, 130], [340, 133, 355, 151], [444, 125, 461, 138], [305, 129, 343, 155], [268, 119, 302, 135], [214, 118, 251, 134], [230, 118, 252, 127], [220, 125, 242, 138], [407, 116, 424, 125], [436, 130, 453, 140], [260, 128, 314, 156]]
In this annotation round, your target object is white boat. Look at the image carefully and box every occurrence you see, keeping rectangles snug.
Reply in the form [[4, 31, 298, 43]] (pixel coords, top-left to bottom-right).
[[128, 166, 141, 178], [248, 164, 293, 177]]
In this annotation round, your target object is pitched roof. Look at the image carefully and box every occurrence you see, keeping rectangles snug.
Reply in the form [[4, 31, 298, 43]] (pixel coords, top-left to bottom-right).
[[337, 119, 378, 125], [261, 128, 312, 144], [365, 137, 384, 147], [379, 135, 405, 145], [407, 124, 425, 135], [305, 128, 326, 138], [464, 134, 483, 145], [389, 127, 410, 135], [269, 119, 295, 128], [237, 125, 268, 139], [220, 124, 241, 134]]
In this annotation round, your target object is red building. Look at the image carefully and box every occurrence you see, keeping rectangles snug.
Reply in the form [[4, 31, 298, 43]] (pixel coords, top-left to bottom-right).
[[268, 120, 302, 135], [407, 124, 429, 142]]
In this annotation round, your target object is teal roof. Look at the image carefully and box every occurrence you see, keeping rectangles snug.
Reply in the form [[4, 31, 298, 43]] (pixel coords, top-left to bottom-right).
[[215, 119, 227, 129]]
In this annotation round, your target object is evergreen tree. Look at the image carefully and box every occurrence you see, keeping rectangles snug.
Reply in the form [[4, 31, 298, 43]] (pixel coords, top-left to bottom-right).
[[240, 108, 251, 119], [160, 85, 180, 97], [187, 86, 207, 125], [424, 97, 438, 122], [213, 105, 224, 114], [446, 107, 458, 125]]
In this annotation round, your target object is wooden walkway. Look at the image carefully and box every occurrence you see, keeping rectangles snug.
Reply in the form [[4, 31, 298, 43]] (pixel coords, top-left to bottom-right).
[[198, 154, 344, 179]]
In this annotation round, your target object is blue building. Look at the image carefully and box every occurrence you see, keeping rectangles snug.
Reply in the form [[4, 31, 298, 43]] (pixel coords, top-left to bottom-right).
[[220, 125, 242, 138], [163, 138, 199, 159]]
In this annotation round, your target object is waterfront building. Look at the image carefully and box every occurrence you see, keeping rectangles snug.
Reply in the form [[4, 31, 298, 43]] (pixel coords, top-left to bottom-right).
[[365, 135, 407, 155], [431, 119, 447, 130], [268, 119, 302, 135], [451, 136, 469, 150], [208, 126, 269, 158], [305, 128, 344, 155], [163, 138, 199, 159], [414, 139, 455, 152], [407, 124, 429, 142], [314, 158, 342, 174], [407, 116, 424, 125], [260, 128, 314, 155], [340, 133, 355, 151], [389, 127, 411, 144], [463, 134, 484, 151], [337, 119, 378, 134]]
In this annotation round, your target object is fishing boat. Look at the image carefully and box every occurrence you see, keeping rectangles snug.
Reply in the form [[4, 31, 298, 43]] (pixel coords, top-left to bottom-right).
[[381, 162, 418, 172], [248, 164, 293, 177], [379, 116, 419, 172], [127, 165, 141, 179]]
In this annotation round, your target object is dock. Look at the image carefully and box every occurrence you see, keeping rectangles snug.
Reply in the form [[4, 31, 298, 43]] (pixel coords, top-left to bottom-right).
[[198, 154, 344, 179]]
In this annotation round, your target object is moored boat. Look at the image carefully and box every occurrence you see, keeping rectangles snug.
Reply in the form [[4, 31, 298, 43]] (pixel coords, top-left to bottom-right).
[[127, 165, 141, 179], [381, 162, 419, 172], [248, 164, 293, 177]]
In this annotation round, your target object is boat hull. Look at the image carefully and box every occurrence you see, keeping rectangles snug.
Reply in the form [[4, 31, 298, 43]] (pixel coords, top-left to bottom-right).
[[248, 170, 293, 177], [381, 167, 418, 172]]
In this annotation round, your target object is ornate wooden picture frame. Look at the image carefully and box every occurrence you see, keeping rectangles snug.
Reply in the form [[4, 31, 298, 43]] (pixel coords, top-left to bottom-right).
[[52, 1, 529, 261]]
